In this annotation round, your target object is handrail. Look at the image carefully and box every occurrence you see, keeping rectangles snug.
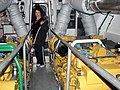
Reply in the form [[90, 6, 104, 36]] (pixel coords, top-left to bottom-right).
[[0, 44, 23, 90], [50, 30, 120, 90]]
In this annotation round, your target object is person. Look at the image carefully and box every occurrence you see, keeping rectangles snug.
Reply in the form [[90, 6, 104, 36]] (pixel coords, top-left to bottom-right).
[[31, 5, 49, 67]]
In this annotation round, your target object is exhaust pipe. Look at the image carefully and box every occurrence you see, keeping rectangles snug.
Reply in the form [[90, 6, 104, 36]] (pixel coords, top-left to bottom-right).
[[7, 4, 28, 37], [54, 4, 72, 35], [69, 0, 97, 35], [81, 14, 97, 36]]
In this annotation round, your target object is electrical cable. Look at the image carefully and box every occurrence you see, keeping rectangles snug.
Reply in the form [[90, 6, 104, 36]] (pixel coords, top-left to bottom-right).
[[98, 11, 111, 35]]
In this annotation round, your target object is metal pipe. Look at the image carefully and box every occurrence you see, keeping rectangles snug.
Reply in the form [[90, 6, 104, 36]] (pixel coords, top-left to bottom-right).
[[54, 40, 61, 52], [51, 30, 120, 90], [88, 0, 120, 14], [11, 62, 17, 80], [0, 0, 12, 11], [54, 4, 72, 35], [7, 4, 28, 37], [66, 48, 72, 90], [23, 43, 27, 90], [0, 44, 23, 90]]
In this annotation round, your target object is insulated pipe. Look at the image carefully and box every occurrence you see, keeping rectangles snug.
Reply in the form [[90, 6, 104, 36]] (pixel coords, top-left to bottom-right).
[[88, 0, 120, 14], [0, 0, 12, 11], [81, 14, 97, 35], [7, 4, 28, 37], [54, 4, 72, 35]]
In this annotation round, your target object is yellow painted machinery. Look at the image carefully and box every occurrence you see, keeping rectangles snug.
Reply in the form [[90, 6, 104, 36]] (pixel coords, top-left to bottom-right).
[[48, 37, 120, 90], [0, 54, 18, 90], [0, 37, 32, 90]]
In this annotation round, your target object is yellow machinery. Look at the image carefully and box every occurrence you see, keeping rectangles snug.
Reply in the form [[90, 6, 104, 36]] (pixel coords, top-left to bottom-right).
[[48, 36, 120, 90], [0, 55, 18, 90], [0, 37, 32, 90]]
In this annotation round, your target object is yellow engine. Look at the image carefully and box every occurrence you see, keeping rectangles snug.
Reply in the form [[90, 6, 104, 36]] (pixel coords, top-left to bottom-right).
[[49, 37, 120, 90], [0, 37, 32, 90], [0, 55, 18, 90]]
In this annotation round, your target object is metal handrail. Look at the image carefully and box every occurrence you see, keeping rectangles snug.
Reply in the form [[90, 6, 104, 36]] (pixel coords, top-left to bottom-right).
[[50, 30, 120, 90]]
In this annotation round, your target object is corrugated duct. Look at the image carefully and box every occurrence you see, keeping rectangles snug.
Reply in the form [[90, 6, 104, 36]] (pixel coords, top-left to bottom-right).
[[7, 4, 28, 37], [0, 0, 12, 11], [54, 4, 72, 35]]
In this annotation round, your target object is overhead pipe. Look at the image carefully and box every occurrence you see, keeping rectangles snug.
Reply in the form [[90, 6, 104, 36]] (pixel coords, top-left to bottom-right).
[[54, 4, 72, 35], [0, 0, 12, 11], [7, 4, 28, 37], [88, 0, 120, 14]]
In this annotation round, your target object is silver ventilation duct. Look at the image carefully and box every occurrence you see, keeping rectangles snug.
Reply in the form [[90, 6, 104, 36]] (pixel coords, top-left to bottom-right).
[[88, 0, 120, 14], [0, 0, 12, 11], [81, 14, 97, 36], [7, 4, 28, 37], [54, 4, 72, 35]]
